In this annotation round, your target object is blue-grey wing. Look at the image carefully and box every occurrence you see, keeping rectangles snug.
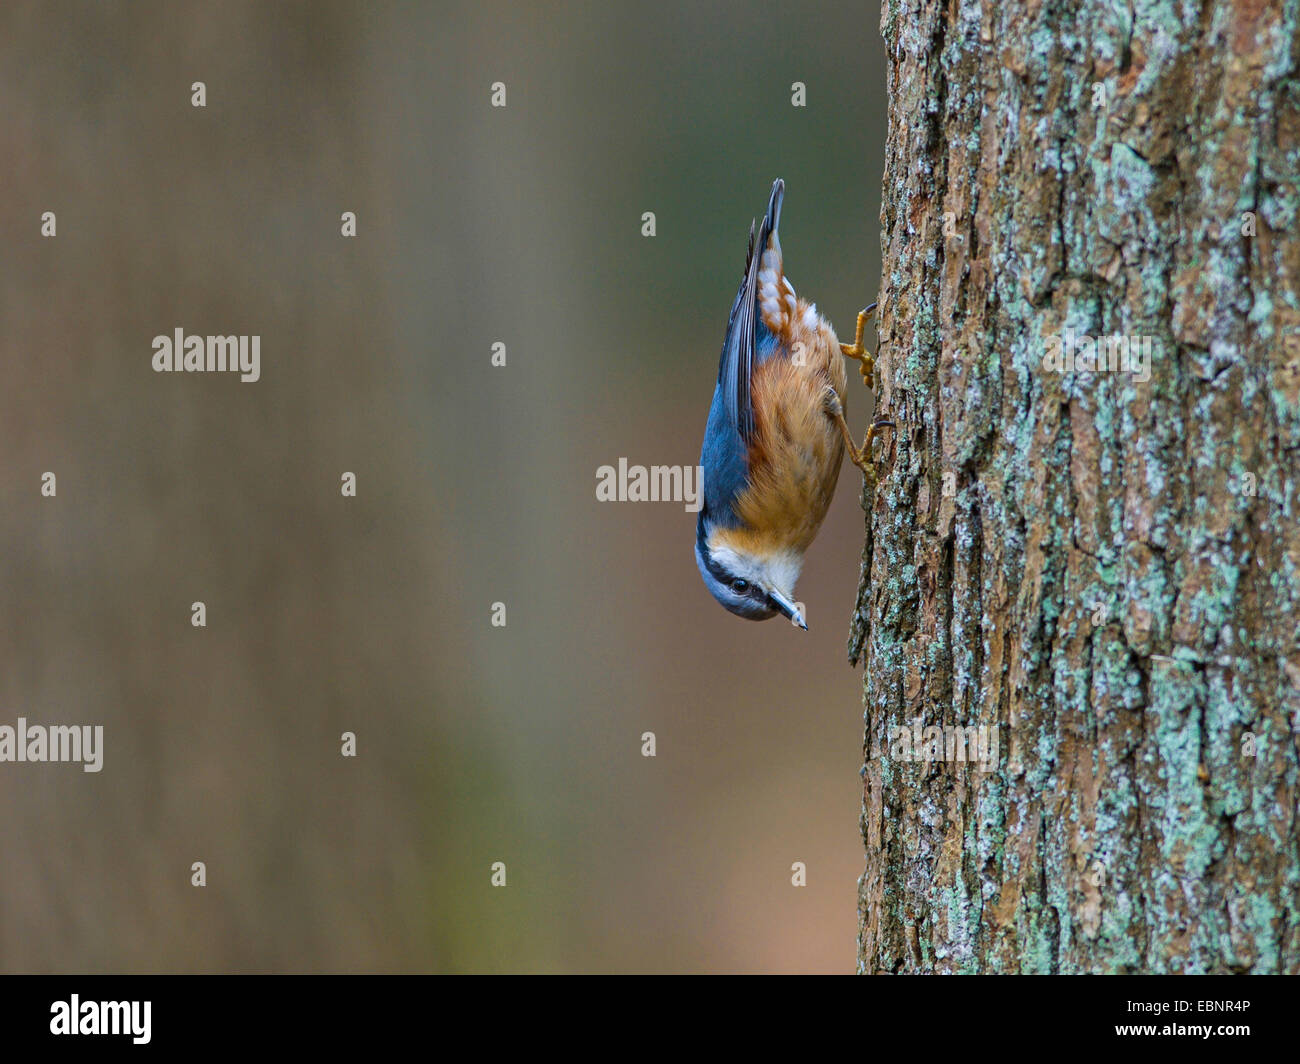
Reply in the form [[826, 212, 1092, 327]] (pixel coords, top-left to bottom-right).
[[718, 180, 784, 445], [705, 179, 785, 525], [700, 380, 749, 525]]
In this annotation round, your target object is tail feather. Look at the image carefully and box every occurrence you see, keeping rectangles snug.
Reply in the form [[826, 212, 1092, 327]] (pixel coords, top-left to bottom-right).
[[718, 179, 785, 443], [756, 182, 797, 336]]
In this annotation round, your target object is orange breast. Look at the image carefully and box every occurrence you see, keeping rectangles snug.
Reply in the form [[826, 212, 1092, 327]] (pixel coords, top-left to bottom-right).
[[730, 315, 846, 555]]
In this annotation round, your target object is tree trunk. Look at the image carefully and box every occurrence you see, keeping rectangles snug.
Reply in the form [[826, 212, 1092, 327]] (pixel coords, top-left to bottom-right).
[[853, 0, 1300, 974]]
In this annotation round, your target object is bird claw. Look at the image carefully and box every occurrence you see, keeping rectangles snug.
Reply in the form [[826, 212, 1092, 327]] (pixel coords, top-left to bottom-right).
[[837, 304, 894, 492]]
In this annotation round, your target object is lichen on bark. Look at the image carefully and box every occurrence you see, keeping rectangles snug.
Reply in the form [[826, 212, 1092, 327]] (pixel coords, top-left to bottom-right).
[[854, 0, 1300, 973]]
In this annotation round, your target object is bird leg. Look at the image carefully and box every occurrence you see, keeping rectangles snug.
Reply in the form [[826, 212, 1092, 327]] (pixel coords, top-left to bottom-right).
[[832, 302, 895, 482], [824, 391, 894, 485], [839, 302, 879, 389]]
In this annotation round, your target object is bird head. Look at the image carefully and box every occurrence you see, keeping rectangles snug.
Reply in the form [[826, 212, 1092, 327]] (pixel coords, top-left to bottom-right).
[[695, 522, 807, 629]]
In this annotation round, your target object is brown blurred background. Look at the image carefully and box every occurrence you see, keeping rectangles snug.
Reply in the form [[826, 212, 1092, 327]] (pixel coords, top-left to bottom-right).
[[0, 0, 886, 972]]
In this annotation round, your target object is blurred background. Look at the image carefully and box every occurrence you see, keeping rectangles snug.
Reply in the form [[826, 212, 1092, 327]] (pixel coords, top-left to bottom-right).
[[0, 0, 886, 972]]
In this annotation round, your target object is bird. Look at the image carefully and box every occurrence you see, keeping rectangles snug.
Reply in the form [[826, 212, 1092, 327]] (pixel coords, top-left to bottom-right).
[[695, 178, 892, 630]]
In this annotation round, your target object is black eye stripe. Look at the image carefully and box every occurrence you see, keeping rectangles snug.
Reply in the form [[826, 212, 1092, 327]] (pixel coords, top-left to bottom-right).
[[698, 521, 766, 601], [698, 521, 742, 589]]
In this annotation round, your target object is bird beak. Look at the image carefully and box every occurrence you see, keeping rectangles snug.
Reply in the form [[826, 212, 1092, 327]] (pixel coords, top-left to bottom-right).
[[768, 589, 807, 630]]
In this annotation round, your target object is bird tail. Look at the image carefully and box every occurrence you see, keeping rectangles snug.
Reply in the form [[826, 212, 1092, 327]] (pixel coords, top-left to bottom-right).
[[756, 179, 795, 336]]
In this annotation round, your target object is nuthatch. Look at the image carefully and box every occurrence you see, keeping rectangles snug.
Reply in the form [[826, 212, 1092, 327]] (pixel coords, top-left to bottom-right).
[[695, 179, 892, 630]]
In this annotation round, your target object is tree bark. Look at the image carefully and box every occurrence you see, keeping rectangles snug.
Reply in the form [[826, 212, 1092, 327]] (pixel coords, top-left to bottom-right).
[[853, 0, 1300, 973]]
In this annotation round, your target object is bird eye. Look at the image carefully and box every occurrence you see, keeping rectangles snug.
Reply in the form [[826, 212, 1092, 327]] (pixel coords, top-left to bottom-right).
[[730, 578, 750, 593]]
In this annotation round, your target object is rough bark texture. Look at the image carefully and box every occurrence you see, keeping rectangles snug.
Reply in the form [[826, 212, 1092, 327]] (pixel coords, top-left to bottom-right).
[[852, 0, 1300, 973]]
